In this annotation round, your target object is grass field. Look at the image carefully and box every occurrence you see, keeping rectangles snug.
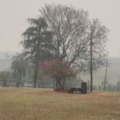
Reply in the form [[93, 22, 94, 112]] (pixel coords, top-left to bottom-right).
[[0, 88, 120, 120]]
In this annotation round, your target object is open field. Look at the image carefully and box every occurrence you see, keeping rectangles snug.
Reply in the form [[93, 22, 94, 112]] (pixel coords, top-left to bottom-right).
[[0, 88, 120, 120]]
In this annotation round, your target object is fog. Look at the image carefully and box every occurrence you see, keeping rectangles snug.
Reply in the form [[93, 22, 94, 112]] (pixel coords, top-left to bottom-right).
[[0, 0, 120, 57]]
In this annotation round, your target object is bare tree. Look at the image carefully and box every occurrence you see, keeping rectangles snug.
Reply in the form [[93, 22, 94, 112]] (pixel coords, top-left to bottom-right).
[[40, 5, 90, 64], [87, 19, 109, 92], [11, 54, 26, 87], [40, 5, 109, 91], [40, 5, 109, 69]]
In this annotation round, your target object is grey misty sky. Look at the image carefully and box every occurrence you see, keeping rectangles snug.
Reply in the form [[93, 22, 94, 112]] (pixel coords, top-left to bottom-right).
[[0, 0, 120, 57]]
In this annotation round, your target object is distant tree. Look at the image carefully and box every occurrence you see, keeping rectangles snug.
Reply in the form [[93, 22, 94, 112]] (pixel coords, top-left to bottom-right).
[[41, 5, 90, 64], [75, 19, 109, 74], [40, 5, 109, 92], [11, 54, 26, 87], [41, 5, 109, 69], [116, 81, 120, 91], [0, 71, 11, 86], [21, 17, 53, 88], [41, 60, 77, 90]]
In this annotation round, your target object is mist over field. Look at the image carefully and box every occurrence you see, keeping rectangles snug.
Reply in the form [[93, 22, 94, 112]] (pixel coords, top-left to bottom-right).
[[0, 1, 120, 119], [0, 51, 120, 85], [81, 58, 120, 85]]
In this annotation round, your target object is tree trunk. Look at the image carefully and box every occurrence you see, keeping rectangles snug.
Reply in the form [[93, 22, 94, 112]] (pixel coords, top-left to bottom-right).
[[16, 74, 22, 87], [33, 62, 39, 88], [56, 78, 66, 90]]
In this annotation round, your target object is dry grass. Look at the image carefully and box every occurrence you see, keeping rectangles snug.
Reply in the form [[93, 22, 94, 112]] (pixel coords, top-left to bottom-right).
[[0, 87, 120, 120]]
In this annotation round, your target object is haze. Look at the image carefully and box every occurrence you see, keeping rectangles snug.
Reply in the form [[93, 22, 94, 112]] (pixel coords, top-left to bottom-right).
[[0, 0, 120, 57]]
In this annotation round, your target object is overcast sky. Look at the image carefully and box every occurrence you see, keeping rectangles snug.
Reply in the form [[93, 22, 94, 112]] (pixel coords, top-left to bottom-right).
[[0, 0, 120, 58]]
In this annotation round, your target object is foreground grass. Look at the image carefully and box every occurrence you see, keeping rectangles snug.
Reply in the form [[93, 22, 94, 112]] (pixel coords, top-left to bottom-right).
[[0, 88, 120, 120]]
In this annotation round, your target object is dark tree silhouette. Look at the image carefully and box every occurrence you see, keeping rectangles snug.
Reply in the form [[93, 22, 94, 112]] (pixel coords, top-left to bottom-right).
[[21, 17, 53, 87], [11, 54, 26, 87]]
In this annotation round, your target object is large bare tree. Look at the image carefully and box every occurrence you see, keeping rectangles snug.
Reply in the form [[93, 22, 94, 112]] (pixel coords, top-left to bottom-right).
[[40, 5, 108, 67], [40, 5, 109, 91], [41, 5, 90, 65]]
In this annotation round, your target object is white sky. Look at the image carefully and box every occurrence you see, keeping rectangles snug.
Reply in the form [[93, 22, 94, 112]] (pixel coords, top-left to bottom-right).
[[0, 0, 120, 57]]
